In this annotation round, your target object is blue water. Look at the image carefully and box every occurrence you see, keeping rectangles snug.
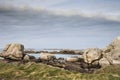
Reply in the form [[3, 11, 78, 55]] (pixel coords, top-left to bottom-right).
[[0, 49, 80, 59], [0, 48, 81, 59], [28, 53, 81, 59]]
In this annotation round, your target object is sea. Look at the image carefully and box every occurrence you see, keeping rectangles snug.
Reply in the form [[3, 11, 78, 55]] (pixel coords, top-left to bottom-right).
[[0, 48, 80, 59], [28, 53, 80, 59]]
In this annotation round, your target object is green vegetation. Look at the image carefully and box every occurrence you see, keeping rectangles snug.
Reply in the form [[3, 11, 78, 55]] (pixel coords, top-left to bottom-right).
[[0, 62, 120, 80]]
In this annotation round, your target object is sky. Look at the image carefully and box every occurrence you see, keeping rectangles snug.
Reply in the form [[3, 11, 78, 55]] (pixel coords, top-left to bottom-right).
[[0, 0, 120, 49]]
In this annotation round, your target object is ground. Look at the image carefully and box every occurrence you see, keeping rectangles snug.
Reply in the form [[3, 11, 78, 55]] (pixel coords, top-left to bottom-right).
[[0, 60, 120, 80]]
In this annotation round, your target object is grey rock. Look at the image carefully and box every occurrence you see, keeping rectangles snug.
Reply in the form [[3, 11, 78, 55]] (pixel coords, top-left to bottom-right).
[[82, 48, 103, 64], [0, 43, 24, 60]]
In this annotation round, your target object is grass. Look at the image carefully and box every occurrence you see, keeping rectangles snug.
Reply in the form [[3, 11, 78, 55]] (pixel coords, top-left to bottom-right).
[[0, 62, 120, 80]]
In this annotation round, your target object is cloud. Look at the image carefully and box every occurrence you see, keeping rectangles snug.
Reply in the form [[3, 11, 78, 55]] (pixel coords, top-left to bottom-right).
[[0, 1, 120, 49], [0, 3, 120, 22]]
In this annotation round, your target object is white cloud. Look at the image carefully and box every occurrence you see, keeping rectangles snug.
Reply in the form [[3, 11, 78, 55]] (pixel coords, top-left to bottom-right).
[[0, 3, 120, 22], [0, 0, 120, 49]]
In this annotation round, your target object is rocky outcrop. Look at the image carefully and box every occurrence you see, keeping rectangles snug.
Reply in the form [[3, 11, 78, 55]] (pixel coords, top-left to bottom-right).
[[111, 37, 120, 50], [83, 48, 103, 64], [0, 43, 24, 60], [102, 37, 120, 64], [74, 50, 83, 54], [23, 55, 30, 62], [66, 57, 79, 62], [40, 53, 56, 60], [59, 49, 83, 54], [23, 55, 36, 62], [60, 49, 75, 54], [80, 48, 103, 71]]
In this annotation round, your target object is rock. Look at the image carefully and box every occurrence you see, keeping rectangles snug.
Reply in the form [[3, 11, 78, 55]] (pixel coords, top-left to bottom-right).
[[102, 52, 113, 65], [59, 49, 83, 54], [111, 37, 120, 50], [40, 53, 55, 60], [60, 49, 74, 54], [99, 58, 112, 65], [112, 60, 120, 64], [82, 48, 103, 64], [71, 55, 83, 59], [3, 44, 11, 52], [66, 57, 79, 62], [104, 37, 120, 51], [0, 43, 24, 60], [111, 50, 120, 60], [80, 48, 103, 71], [74, 50, 83, 54], [23, 54, 36, 62], [100, 58, 120, 65], [101, 50, 120, 65], [57, 57, 65, 63], [102, 37, 120, 64], [23, 55, 30, 62]]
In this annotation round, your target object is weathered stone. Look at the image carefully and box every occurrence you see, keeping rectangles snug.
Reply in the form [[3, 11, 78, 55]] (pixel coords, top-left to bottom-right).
[[102, 37, 120, 63], [110, 50, 120, 60], [23, 55, 30, 62], [99, 58, 112, 65], [104, 37, 120, 51], [3, 44, 10, 52], [66, 57, 79, 62], [102, 52, 113, 65], [40, 53, 55, 60], [0, 43, 24, 60], [100, 57, 120, 65], [82, 48, 103, 64], [60, 49, 74, 54], [23, 54, 36, 62], [111, 37, 120, 50], [57, 57, 65, 63], [74, 50, 83, 54]]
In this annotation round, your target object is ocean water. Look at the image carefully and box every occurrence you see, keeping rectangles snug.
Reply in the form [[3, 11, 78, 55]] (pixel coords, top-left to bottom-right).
[[0, 48, 80, 59], [28, 53, 81, 59]]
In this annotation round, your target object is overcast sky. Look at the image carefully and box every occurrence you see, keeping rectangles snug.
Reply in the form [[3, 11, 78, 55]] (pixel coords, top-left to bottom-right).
[[0, 0, 120, 49]]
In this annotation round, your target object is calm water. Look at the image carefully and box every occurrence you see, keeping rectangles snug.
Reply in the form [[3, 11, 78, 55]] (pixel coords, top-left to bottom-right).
[[28, 53, 81, 59], [0, 49, 81, 59]]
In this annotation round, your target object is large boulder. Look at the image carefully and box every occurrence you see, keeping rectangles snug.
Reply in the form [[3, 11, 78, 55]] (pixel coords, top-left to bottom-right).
[[103, 37, 120, 51], [60, 49, 75, 54], [102, 37, 120, 64], [82, 48, 103, 64], [101, 51, 113, 65], [23, 55, 30, 62], [99, 57, 120, 65], [23, 54, 36, 62], [80, 48, 103, 70], [40, 53, 56, 60], [110, 37, 120, 50], [74, 50, 83, 54], [111, 50, 120, 60], [0, 43, 24, 60], [99, 57, 112, 65], [66, 57, 79, 62]]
